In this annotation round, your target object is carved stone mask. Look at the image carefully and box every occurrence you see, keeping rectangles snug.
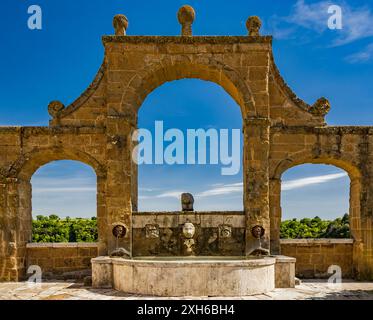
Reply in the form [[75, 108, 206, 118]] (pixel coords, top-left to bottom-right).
[[145, 224, 159, 239], [251, 225, 265, 239], [112, 225, 127, 238], [182, 222, 195, 239]]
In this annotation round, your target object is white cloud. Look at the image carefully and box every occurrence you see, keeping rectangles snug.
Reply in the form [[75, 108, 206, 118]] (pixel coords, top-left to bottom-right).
[[272, 0, 373, 46], [196, 182, 242, 197], [33, 187, 96, 194], [345, 43, 373, 63], [139, 172, 348, 201], [282, 172, 348, 191], [31, 176, 96, 194], [155, 191, 185, 199]]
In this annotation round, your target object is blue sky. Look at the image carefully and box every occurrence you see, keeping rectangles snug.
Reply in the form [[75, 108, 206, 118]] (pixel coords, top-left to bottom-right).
[[2, 0, 371, 220]]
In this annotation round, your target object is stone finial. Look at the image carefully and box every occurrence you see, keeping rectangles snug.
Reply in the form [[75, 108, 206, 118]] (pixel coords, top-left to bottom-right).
[[177, 5, 195, 36], [113, 14, 128, 36], [48, 100, 65, 118], [181, 193, 194, 211], [246, 16, 262, 36], [309, 97, 331, 116]]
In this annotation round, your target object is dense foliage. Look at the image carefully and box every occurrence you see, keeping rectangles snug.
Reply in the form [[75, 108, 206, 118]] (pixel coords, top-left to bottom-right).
[[280, 214, 350, 239], [32, 215, 98, 243], [32, 214, 350, 242]]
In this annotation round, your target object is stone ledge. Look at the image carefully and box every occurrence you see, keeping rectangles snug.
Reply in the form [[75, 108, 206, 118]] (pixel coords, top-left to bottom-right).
[[280, 239, 354, 245], [102, 35, 273, 45], [133, 211, 244, 215], [26, 242, 98, 248], [273, 255, 296, 263]]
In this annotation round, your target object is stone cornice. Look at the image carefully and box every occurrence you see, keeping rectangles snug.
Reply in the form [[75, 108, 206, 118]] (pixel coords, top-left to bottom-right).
[[102, 35, 273, 45]]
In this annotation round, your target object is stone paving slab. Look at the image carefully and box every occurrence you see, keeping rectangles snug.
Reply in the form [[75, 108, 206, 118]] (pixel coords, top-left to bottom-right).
[[0, 280, 373, 300]]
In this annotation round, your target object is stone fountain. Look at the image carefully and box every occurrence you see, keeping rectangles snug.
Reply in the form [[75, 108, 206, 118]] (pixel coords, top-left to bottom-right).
[[92, 193, 296, 296]]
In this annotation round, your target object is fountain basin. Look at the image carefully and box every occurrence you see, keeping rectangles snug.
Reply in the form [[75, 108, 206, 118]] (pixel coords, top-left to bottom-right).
[[92, 256, 277, 296]]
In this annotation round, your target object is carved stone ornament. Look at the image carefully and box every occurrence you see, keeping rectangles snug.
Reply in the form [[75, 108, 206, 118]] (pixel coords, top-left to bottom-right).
[[145, 224, 160, 239], [112, 224, 127, 238], [219, 225, 232, 239], [182, 222, 195, 239], [251, 225, 265, 239], [48, 101, 65, 118], [177, 5, 195, 36], [309, 97, 331, 116], [181, 193, 194, 211], [113, 14, 128, 36], [246, 16, 262, 36]]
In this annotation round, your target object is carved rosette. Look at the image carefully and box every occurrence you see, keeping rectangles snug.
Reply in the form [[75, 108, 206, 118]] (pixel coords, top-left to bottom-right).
[[48, 101, 65, 118], [309, 97, 331, 116], [219, 225, 232, 239]]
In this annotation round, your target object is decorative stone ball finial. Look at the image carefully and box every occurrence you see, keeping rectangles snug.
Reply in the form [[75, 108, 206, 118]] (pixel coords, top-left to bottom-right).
[[177, 5, 195, 36], [48, 101, 65, 118], [309, 97, 331, 116], [246, 16, 262, 36], [113, 14, 128, 36]]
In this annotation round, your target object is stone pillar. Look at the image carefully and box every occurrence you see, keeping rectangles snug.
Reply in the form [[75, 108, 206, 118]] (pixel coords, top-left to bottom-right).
[[0, 178, 22, 281], [105, 119, 134, 256], [243, 117, 271, 255], [97, 175, 108, 256], [269, 178, 282, 254], [16, 179, 32, 280], [354, 133, 373, 280]]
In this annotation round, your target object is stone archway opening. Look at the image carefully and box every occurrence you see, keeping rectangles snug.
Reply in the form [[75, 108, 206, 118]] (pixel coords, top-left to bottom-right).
[[30, 160, 97, 243], [280, 164, 350, 238], [272, 162, 362, 278], [136, 79, 244, 212]]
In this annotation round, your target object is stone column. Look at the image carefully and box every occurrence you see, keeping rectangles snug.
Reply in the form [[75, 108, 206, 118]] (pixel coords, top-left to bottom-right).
[[0, 178, 22, 281], [269, 177, 282, 254], [353, 133, 373, 280], [97, 175, 108, 256], [105, 119, 134, 256], [243, 117, 271, 255]]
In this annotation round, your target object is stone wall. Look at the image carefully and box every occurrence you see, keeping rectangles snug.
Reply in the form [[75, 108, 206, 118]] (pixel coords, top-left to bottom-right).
[[280, 239, 354, 279], [132, 212, 245, 256], [26, 243, 98, 280]]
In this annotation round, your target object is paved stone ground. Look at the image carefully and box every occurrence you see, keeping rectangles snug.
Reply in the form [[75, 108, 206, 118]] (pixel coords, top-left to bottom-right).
[[0, 280, 373, 300]]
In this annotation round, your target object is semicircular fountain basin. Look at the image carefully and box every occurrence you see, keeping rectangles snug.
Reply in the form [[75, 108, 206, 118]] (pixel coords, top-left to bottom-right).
[[92, 256, 276, 296]]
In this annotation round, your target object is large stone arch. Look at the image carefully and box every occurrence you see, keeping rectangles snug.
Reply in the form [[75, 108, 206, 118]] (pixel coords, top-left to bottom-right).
[[120, 56, 256, 119], [120, 57, 254, 212]]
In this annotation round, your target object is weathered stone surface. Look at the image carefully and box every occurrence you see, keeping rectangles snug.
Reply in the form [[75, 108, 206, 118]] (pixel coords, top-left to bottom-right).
[[1, 13, 373, 283], [95, 256, 276, 296]]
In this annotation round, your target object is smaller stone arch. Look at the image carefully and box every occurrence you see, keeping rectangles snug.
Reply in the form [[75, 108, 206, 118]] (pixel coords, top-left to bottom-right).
[[14, 147, 106, 182], [11, 146, 108, 258], [270, 154, 363, 259]]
